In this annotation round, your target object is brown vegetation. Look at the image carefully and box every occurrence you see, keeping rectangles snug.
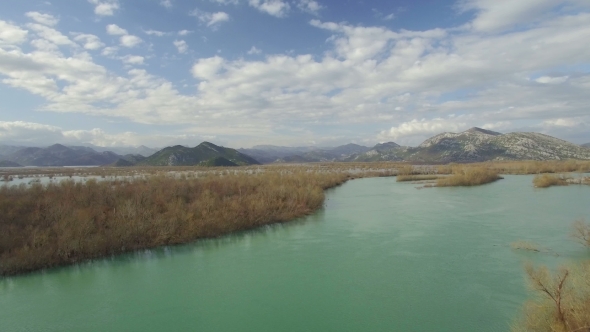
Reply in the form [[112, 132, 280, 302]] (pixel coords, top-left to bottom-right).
[[533, 174, 570, 188], [572, 219, 590, 248], [436, 166, 502, 187], [513, 220, 590, 332], [0, 170, 370, 276], [396, 175, 442, 182]]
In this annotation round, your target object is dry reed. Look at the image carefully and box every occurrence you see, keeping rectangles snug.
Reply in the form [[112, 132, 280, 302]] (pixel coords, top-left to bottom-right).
[[436, 167, 502, 187], [0, 170, 361, 276]]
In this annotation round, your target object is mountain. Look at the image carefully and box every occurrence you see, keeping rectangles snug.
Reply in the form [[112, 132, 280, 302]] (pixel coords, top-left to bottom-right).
[[108, 154, 147, 167], [0, 161, 22, 167], [348, 128, 590, 163], [0, 144, 121, 166], [238, 145, 320, 163], [89, 145, 159, 157], [0, 145, 26, 156], [583, 143, 590, 148], [137, 142, 260, 166], [240, 143, 371, 163]]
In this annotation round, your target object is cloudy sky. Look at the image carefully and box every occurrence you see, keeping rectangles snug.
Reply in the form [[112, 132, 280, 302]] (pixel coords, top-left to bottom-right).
[[1, 0, 589, 148]]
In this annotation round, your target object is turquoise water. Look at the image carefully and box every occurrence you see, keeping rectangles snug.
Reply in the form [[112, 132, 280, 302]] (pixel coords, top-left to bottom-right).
[[1, 175, 589, 331]]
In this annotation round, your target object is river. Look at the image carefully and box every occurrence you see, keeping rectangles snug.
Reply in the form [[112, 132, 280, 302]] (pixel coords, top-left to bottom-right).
[[1, 175, 589, 331]]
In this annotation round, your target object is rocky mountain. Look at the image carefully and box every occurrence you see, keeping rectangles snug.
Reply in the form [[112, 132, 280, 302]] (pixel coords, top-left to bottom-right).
[[347, 128, 590, 163], [0, 144, 121, 166], [136, 142, 260, 166]]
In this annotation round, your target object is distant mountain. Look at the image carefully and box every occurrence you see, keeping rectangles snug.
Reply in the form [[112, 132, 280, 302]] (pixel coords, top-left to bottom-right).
[[0, 144, 121, 166], [0, 160, 22, 167], [89, 145, 159, 157], [348, 128, 590, 163], [582, 143, 590, 148], [0, 145, 26, 156], [137, 142, 260, 166], [238, 145, 321, 163], [240, 143, 371, 163]]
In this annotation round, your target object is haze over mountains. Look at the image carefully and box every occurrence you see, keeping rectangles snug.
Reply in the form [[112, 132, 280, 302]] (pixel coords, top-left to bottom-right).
[[1, 128, 589, 167]]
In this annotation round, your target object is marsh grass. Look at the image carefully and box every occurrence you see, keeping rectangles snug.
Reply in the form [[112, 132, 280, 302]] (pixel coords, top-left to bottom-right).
[[436, 167, 502, 187], [396, 175, 443, 182], [533, 174, 571, 188], [0, 171, 342, 275], [0, 168, 395, 276]]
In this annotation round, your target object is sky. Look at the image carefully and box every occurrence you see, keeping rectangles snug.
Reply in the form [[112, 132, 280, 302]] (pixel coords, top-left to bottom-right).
[[0, 0, 590, 149]]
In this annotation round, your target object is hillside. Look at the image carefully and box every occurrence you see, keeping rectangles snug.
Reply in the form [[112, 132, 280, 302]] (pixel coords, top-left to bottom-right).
[[0, 144, 121, 166], [240, 143, 372, 163], [0, 160, 23, 167], [137, 142, 260, 166], [347, 128, 590, 163]]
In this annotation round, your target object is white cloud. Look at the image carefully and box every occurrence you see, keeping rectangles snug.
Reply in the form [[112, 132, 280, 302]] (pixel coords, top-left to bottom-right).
[[456, 0, 580, 32], [1, 3, 590, 146], [379, 118, 469, 143], [0, 21, 28, 44], [101, 46, 118, 57], [383, 13, 395, 21], [247, 46, 262, 55], [88, 0, 120, 16], [160, 0, 172, 8], [297, 0, 323, 15], [249, 0, 290, 17], [120, 35, 142, 47], [173, 40, 188, 54], [0, 121, 223, 147], [210, 0, 239, 4], [106, 24, 127, 35], [190, 9, 230, 28], [178, 30, 193, 36], [191, 56, 225, 80], [144, 29, 169, 36], [27, 23, 76, 47], [25, 12, 59, 26], [535, 76, 569, 84], [72, 33, 105, 50], [121, 55, 144, 65]]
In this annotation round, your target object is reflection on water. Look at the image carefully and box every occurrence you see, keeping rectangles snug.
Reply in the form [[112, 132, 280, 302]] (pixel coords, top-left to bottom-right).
[[0, 175, 589, 332]]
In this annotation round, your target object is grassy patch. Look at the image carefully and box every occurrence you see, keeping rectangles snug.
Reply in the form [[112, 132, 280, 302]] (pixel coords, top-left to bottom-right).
[[533, 174, 570, 188], [436, 167, 502, 187]]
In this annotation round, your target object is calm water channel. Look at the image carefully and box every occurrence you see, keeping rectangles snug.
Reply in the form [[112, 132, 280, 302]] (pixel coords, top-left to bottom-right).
[[1, 175, 589, 331]]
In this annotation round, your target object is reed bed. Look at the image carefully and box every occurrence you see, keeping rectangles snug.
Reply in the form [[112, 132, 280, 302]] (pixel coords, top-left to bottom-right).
[[396, 175, 443, 182], [533, 174, 571, 188], [436, 167, 502, 187], [0, 170, 366, 276]]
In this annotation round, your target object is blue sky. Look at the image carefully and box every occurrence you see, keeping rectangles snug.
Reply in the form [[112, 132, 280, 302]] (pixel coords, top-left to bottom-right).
[[0, 0, 590, 148]]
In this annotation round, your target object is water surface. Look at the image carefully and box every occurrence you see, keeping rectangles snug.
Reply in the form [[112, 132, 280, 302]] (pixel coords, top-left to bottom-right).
[[1, 176, 589, 331]]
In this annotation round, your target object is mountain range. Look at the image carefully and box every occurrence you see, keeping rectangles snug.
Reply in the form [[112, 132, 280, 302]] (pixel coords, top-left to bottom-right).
[[1, 128, 589, 167], [239, 128, 590, 163]]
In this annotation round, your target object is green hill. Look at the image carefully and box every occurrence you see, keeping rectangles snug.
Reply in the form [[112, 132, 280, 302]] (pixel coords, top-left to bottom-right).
[[137, 142, 260, 166]]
